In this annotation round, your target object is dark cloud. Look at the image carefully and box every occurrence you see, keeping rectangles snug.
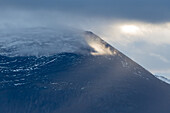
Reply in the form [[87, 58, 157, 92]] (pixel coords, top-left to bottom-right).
[[1, 0, 170, 22]]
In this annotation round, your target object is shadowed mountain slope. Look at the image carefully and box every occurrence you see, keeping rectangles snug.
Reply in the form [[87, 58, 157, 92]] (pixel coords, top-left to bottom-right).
[[0, 29, 170, 113]]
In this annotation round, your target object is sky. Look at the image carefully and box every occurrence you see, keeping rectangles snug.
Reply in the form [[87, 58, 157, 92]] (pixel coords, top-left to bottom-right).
[[0, 0, 170, 78]]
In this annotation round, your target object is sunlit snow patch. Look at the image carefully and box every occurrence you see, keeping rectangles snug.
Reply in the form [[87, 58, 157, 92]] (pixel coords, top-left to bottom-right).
[[155, 75, 170, 84]]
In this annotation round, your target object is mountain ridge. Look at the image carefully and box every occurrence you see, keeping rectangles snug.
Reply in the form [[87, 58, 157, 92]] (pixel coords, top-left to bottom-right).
[[0, 29, 170, 113]]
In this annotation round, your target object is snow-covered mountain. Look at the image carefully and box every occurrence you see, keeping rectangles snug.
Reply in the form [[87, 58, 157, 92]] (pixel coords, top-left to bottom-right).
[[0, 28, 170, 113], [155, 75, 170, 84], [0, 28, 115, 57]]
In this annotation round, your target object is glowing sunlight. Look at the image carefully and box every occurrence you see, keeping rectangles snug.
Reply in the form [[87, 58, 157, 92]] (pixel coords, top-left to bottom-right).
[[121, 25, 140, 35]]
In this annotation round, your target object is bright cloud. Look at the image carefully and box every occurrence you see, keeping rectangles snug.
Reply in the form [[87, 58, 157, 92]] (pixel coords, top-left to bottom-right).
[[121, 25, 140, 35], [97, 21, 170, 46]]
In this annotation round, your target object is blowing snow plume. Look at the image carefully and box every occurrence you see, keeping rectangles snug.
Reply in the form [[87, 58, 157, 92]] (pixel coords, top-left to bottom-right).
[[0, 27, 116, 57], [84, 31, 117, 55]]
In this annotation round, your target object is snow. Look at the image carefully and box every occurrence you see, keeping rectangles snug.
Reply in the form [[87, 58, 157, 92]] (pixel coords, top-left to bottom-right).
[[0, 28, 116, 57], [14, 83, 26, 86], [155, 75, 170, 84], [121, 60, 129, 68], [0, 28, 90, 56]]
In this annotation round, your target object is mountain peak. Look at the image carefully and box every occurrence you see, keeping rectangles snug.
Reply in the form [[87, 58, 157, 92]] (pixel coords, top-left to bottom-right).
[[0, 28, 117, 56]]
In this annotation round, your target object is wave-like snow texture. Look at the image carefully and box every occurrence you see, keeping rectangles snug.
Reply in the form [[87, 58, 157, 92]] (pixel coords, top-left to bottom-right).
[[0, 28, 89, 56], [0, 27, 114, 57]]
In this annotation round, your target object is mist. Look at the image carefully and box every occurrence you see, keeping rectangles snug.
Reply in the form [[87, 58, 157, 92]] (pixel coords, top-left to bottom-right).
[[0, 0, 170, 77]]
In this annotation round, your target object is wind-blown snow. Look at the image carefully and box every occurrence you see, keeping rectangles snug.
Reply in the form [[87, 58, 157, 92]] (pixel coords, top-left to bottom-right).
[[0, 27, 115, 57], [155, 75, 170, 84]]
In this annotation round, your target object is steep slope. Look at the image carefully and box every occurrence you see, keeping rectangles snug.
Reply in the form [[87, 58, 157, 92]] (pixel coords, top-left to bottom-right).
[[155, 75, 170, 84], [0, 28, 170, 113]]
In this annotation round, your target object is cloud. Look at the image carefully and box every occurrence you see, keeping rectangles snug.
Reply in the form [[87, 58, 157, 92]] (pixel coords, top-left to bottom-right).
[[150, 53, 169, 63], [95, 21, 170, 45], [1, 0, 170, 22]]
